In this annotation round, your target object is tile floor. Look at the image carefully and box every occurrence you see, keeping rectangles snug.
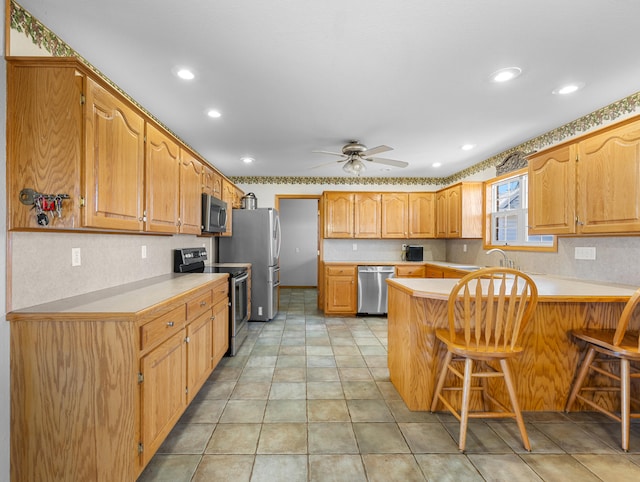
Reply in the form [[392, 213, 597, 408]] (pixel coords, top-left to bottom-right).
[[139, 288, 640, 482]]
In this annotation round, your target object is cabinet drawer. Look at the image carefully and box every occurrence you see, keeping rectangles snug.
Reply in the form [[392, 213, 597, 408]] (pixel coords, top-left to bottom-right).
[[326, 266, 355, 276], [140, 304, 186, 350], [396, 265, 426, 277], [187, 289, 214, 320], [212, 280, 229, 305]]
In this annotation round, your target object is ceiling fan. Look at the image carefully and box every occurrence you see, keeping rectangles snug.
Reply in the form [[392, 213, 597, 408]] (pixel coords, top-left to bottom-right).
[[312, 141, 409, 175]]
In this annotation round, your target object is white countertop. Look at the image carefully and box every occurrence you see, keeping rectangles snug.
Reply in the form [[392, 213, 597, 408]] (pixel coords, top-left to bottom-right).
[[8, 273, 228, 316], [387, 275, 638, 303]]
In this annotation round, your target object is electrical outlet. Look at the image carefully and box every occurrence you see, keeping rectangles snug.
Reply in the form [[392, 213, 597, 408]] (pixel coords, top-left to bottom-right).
[[141, 245, 147, 259], [463, 244, 468, 253], [575, 247, 596, 260], [71, 247, 81, 267], [352, 243, 357, 251]]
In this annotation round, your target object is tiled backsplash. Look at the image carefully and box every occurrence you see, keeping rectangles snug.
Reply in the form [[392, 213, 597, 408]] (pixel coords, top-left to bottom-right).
[[323, 239, 446, 263]]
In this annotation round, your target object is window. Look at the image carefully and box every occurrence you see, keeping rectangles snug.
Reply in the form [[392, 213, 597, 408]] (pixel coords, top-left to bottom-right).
[[484, 170, 555, 250]]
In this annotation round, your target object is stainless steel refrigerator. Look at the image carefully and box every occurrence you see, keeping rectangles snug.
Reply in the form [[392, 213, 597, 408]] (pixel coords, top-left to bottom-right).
[[219, 208, 281, 321]]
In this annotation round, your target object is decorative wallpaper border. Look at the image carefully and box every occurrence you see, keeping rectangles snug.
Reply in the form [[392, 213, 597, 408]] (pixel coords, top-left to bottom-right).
[[11, 0, 640, 187]]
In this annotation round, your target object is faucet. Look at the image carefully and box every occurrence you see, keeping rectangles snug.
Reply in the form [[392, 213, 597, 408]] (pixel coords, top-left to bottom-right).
[[486, 248, 514, 268]]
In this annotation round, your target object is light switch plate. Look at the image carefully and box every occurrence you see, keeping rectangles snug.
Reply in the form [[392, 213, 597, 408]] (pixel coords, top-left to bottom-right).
[[575, 247, 596, 260], [71, 247, 81, 266], [141, 245, 147, 259]]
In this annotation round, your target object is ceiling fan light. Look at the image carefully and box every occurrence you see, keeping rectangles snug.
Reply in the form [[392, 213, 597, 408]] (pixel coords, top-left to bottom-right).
[[342, 158, 366, 175]]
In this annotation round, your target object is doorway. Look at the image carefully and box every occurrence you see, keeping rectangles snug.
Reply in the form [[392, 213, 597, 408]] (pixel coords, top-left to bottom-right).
[[276, 195, 320, 288]]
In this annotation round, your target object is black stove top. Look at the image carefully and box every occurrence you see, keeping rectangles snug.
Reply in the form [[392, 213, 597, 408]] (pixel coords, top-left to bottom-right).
[[174, 248, 247, 278], [203, 266, 247, 277]]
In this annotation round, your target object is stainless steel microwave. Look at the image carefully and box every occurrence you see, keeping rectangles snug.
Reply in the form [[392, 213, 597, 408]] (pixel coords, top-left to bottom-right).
[[201, 193, 228, 233]]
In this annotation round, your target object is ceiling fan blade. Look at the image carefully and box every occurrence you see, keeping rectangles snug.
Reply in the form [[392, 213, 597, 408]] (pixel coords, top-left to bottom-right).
[[309, 159, 347, 170], [366, 157, 409, 168], [312, 150, 348, 158], [361, 145, 393, 157]]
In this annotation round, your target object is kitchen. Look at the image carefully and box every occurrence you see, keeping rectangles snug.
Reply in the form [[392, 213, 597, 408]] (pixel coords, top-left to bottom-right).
[[4, 1, 640, 481]]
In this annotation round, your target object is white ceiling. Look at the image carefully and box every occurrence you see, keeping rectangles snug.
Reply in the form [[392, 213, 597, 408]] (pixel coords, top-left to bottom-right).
[[15, 0, 640, 180]]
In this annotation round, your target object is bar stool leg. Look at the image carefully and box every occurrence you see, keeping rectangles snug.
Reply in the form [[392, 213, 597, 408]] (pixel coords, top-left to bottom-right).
[[501, 358, 531, 451], [621, 358, 630, 452], [431, 351, 453, 412], [565, 347, 597, 412], [459, 357, 474, 452]]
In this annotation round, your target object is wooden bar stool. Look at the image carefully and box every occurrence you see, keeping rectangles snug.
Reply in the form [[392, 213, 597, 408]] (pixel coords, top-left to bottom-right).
[[430, 267, 538, 452], [565, 287, 640, 451]]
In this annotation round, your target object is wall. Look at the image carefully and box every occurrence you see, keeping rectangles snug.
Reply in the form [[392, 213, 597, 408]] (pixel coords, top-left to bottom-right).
[[9, 232, 214, 311], [1, 5, 9, 479], [278, 198, 318, 286], [448, 237, 640, 286]]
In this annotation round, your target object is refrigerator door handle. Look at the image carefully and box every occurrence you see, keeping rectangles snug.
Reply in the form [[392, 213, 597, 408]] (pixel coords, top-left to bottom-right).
[[274, 214, 282, 261]]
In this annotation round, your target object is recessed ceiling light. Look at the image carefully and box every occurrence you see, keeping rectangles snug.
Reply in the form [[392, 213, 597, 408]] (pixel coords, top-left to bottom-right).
[[176, 68, 195, 80], [207, 109, 222, 118], [552, 82, 585, 95], [241, 157, 254, 164], [432, 162, 442, 168], [490, 67, 522, 83], [461, 144, 476, 151]]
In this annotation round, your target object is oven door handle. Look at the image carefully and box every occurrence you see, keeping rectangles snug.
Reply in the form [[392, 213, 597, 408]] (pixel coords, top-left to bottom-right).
[[234, 272, 249, 283]]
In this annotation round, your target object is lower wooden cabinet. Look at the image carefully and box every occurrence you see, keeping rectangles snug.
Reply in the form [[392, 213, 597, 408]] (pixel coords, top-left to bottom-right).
[[140, 328, 188, 467], [8, 277, 229, 481], [324, 265, 357, 315], [395, 265, 426, 278]]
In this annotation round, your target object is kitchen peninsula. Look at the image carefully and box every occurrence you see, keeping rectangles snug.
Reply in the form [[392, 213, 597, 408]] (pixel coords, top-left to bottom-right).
[[386, 275, 640, 412]]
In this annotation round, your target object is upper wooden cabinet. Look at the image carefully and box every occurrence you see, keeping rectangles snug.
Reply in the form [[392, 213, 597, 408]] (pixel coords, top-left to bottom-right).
[[6, 57, 240, 235], [323, 191, 436, 239], [83, 77, 146, 230], [323, 192, 354, 238], [408, 192, 436, 238], [145, 124, 180, 233], [220, 178, 236, 237], [436, 183, 483, 238], [179, 150, 203, 235], [381, 193, 409, 238], [528, 144, 576, 235], [354, 193, 381, 238], [202, 164, 223, 199], [528, 116, 640, 235]]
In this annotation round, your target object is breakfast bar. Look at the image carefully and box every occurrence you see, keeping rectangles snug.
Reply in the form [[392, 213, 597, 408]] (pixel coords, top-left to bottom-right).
[[386, 275, 640, 412]]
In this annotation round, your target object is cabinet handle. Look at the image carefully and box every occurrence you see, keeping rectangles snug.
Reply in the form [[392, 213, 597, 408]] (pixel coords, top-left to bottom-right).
[[167, 321, 175, 327], [200, 301, 207, 307]]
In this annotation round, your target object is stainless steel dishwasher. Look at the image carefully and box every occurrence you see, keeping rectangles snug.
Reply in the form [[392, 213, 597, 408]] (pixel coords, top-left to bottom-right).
[[357, 266, 395, 315]]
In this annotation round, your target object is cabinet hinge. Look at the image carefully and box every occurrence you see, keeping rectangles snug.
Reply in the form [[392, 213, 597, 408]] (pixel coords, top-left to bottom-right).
[[79, 196, 85, 207], [138, 373, 144, 384], [80, 94, 86, 105], [138, 443, 144, 454], [142, 210, 147, 222]]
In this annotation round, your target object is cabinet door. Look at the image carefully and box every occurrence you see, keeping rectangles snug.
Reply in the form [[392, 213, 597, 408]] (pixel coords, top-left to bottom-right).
[[354, 193, 381, 238], [219, 179, 235, 237], [186, 311, 213, 402], [140, 329, 187, 466], [435, 190, 448, 238], [577, 121, 640, 234], [179, 150, 203, 234], [324, 192, 354, 238], [381, 193, 408, 238], [324, 266, 357, 314], [83, 78, 145, 230], [408, 192, 436, 238], [7, 62, 83, 230], [145, 124, 180, 233], [212, 298, 229, 366], [446, 185, 462, 237], [528, 144, 577, 235], [202, 165, 223, 198]]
